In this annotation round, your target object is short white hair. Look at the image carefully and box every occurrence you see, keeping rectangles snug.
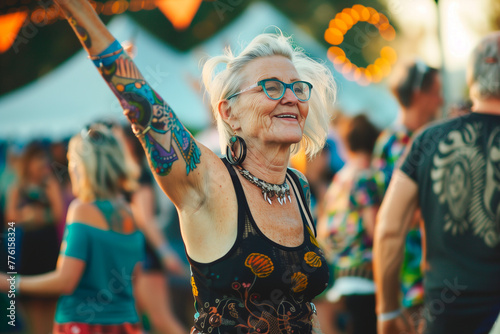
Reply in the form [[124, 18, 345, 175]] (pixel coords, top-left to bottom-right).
[[467, 31, 500, 101], [202, 32, 336, 158]]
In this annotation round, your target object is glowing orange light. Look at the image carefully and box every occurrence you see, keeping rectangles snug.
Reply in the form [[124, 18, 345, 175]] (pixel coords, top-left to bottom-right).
[[352, 4, 370, 22], [324, 28, 344, 45], [128, 0, 143, 11], [110, 0, 128, 14], [379, 24, 396, 41], [325, 4, 397, 85], [46, 6, 60, 23], [367, 7, 380, 25], [342, 8, 359, 24], [329, 18, 348, 34], [143, 0, 157, 10], [374, 58, 391, 76], [102, 1, 115, 15], [381, 46, 397, 64], [0, 11, 28, 53], [155, 0, 202, 31], [0, 0, 207, 53], [31, 8, 46, 25], [327, 46, 346, 58], [363, 69, 373, 81], [366, 64, 383, 83], [376, 13, 389, 28], [327, 46, 347, 65], [337, 12, 353, 29]]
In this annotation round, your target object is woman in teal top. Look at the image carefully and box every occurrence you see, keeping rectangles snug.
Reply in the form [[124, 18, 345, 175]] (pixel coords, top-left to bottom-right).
[[0, 124, 145, 334]]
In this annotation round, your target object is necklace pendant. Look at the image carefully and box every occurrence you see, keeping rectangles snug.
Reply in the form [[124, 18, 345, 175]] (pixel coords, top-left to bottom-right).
[[236, 165, 290, 206], [263, 192, 272, 205]]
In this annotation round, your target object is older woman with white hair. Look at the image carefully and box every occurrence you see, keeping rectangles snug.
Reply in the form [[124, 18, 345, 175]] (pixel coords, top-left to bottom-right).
[[374, 31, 500, 334], [53, 1, 335, 333]]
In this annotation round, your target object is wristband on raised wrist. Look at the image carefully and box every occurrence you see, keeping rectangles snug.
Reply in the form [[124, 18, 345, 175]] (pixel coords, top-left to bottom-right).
[[377, 309, 402, 322], [89, 40, 123, 67]]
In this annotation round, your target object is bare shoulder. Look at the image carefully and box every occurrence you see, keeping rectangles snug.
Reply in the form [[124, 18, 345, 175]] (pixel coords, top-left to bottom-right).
[[66, 199, 107, 229]]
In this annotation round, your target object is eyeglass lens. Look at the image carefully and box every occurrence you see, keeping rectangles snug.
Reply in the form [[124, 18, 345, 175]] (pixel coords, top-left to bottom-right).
[[263, 80, 310, 101]]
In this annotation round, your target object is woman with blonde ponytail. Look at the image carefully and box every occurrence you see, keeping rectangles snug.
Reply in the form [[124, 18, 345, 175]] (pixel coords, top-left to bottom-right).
[[0, 124, 145, 333]]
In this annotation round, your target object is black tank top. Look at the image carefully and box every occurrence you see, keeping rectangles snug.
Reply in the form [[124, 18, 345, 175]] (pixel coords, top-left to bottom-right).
[[188, 158, 329, 334]]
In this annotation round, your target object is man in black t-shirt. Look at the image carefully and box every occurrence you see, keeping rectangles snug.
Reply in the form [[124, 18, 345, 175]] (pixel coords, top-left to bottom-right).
[[373, 32, 500, 334]]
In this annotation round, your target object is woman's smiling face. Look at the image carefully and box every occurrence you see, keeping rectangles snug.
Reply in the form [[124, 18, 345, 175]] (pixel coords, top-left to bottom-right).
[[230, 55, 309, 149]]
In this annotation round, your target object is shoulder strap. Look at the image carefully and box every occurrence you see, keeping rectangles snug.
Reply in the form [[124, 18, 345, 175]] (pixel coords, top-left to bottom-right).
[[221, 158, 248, 225], [286, 171, 317, 237]]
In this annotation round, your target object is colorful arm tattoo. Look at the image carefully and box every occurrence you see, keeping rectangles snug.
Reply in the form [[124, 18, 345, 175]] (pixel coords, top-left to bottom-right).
[[64, 10, 200, 177], [99, 51, 201, 176], [66, 15, 201, 177]]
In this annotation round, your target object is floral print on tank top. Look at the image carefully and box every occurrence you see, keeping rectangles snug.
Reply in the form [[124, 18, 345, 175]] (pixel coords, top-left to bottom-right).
[[189, 163, 329, 334]]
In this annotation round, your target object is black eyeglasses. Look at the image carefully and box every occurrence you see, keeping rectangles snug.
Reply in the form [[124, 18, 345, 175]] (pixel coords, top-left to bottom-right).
[[226, 78, 313, 102]]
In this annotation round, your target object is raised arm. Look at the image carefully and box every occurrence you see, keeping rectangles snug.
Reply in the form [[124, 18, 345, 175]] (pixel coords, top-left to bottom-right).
[[56, 0, 210, 206], [373, 170, 418, 334]]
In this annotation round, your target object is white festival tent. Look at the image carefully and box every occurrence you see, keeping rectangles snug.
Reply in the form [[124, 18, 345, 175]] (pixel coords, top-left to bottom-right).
[[0, 2, 399, 141]]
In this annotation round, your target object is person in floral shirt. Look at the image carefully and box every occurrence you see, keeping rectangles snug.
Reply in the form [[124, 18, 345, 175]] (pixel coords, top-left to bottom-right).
[[372, 59, 443, 330], [317, 114, 384, 334]]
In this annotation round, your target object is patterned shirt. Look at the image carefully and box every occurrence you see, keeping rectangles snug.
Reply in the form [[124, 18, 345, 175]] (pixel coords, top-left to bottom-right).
[[319, 165, 385, 280], [373, 122, 424, 307], [188, 159, 330, 334], [400, 113, 500, 322]]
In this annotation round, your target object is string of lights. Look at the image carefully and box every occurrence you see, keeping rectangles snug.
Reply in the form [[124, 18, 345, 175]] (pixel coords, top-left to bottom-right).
[[0, 0, 203, 53]]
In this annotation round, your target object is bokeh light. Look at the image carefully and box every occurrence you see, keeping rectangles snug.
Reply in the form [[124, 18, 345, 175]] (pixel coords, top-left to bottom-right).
[[324, 4, 398, 85]]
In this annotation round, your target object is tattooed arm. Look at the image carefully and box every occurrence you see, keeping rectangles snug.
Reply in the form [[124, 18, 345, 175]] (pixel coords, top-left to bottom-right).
[[56, 0, 209, 206]]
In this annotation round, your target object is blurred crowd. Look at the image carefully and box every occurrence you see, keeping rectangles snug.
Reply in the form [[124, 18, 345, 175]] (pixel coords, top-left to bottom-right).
[[0, 124, 194, 334], [0, 55, 492, 334]]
